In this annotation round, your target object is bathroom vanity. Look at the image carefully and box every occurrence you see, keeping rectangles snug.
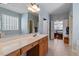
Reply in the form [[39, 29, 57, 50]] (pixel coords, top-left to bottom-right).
[[0, 34, 48, 56]]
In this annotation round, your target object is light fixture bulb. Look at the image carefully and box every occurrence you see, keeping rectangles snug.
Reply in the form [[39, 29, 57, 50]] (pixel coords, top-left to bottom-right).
[[28, 7, 36, 12], [32, 5, 38, 9], [28, 3, 40, 12], [37, 8, 40, 11]]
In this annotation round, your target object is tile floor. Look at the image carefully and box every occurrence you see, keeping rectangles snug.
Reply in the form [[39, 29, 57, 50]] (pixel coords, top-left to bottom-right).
[[46, 39, 78, 56]]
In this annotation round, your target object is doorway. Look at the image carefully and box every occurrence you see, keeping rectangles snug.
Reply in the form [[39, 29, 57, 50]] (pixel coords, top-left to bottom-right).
[[54, 21, 63, 39]]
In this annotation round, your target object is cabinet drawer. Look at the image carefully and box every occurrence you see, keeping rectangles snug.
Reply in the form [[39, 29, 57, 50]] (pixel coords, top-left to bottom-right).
[[21, 41, 38, 54], [7, 50, 20, 56]]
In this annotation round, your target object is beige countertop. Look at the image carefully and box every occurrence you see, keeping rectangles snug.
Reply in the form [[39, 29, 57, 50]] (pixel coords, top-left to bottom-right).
[[0, 34, 48, 56]]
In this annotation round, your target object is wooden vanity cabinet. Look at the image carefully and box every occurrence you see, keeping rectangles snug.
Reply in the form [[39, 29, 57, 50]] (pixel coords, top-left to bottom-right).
[[27, 36, 48, 56], [7, 50, 20, 56], [39, 41, 45, 56], [44, 36, 48, 55], [7, 36, 48, 56], [21, 41, 39, 55], [21, 44, 33, 55], [39, 36, 48, 56], [27, 44, 39, 56]]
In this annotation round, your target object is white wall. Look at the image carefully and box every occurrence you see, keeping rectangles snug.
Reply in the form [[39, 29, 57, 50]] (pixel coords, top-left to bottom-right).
[[38, 6, 49, 34], [69, 5, 73, 46], [72, 4, 79, 52]]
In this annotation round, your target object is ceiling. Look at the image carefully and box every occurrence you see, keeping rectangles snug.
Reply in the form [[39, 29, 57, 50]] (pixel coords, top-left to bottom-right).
[[0, 3, 72, 14], [39, 3, 64, 14], [50, 3, 72, 15], [0, 3, 28, 14]]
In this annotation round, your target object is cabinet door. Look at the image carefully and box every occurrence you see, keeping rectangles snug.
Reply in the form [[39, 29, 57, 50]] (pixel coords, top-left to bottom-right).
[[39, 36, 48, 56], [27, 44, 39, 56], [44, 37, 48, 55], [39, 41, 45, 56]]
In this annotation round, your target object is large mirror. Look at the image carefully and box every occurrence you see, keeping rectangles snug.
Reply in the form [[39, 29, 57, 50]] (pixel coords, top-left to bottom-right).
[[0, 3, 39, 38]]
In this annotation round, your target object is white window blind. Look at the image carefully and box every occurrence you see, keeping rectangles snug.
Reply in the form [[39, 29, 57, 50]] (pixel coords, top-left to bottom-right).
[[2, 14, 19, 30]]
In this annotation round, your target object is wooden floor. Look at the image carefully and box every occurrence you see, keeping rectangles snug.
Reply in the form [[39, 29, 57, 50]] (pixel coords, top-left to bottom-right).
[[46, 39, 78, 56]]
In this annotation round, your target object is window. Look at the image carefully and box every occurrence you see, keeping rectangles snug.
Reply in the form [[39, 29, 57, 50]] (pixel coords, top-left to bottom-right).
[[2, 14, 19, 30], [54, 21, 63, 30]]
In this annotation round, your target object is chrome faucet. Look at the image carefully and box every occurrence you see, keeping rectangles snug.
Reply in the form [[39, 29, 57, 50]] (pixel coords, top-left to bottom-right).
[[33, 33, 37, 37]]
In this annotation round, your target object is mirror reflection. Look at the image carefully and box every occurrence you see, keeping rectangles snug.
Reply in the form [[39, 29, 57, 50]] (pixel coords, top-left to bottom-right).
[[28, 12, 39, 33], [0, 4, 39, 38]]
